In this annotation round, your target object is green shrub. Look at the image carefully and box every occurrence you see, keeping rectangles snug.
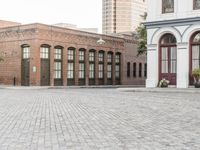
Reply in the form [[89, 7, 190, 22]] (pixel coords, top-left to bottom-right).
[[192, 69, 200, 80]]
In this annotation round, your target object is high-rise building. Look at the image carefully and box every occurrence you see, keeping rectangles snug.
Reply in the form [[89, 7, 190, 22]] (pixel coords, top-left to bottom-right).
[[102, 0, 147, 34]]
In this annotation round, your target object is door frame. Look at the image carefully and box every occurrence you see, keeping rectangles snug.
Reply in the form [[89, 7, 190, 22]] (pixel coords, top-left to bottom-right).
[[189, 31, 200, 85], [54, 47, 63, 86], [159, 44, 177, 85], [40, 45, 50, 86], [21, 45, 30, 86]]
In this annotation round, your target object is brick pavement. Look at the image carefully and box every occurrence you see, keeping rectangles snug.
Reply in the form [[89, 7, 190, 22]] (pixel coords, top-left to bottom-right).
[[0, 88, 200, 150]]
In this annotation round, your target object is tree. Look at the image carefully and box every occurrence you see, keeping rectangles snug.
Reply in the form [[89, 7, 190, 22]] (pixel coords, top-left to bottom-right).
[[136, 12, 147, 56], [0, 56, 4, 62]]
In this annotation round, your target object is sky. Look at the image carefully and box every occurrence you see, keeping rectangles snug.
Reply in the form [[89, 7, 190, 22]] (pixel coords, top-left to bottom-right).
[[0, 0, 102, 32]]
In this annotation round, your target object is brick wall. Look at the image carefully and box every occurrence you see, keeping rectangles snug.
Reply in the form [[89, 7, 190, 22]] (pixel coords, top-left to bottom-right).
[[0, 23, 146, 86], [0, 20, 21, 28], [121, 40, 147, 85]]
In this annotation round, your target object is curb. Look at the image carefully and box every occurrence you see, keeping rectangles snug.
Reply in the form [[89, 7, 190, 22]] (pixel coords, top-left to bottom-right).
[[0, 85, 145, 90], [118, 88, 200, 94]]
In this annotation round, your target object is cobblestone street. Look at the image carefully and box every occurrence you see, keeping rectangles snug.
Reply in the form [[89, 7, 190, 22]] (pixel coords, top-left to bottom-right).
[[0, 88, 200, 150]]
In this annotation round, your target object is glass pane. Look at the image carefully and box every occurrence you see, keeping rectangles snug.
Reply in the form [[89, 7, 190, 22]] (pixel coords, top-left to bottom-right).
[[192, 46, 200, 59], [68, 50, 74, 60], [89, 64, 95, 78], [170, 60, 176, 73], [162, 47, 168, 60], [108, 54, 112, 62], [79, 51, 85, 61], [170, 47, 176, 60], [54, 49, 62, 60], [163, 0, 174, 13], [107, 65, 112, 71], [162, 61, 168, 73], [194, 0, 200, 9], [115, 65, 120, 78], [89, 52, 95, 62], [23, 47, 30, 59], [99, 64, 103, 71], [192, 60, 200, 70], [107, 64, 112, 78], [99, 72, 103, 79], [99, 53, 104, 62], [115, 55, 120, 63], [40, 47, 49, 59], [161, 34, 176, 44], [67, 63, 74, 79]]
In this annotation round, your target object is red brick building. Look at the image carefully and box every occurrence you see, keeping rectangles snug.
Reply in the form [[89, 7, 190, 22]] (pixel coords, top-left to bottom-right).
[[0, 21, 146, 86]]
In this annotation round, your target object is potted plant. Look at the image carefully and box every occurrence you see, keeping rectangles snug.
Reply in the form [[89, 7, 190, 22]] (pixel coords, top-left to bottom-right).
[[192, 68, 200, 88], [159, 78, 170, 88]]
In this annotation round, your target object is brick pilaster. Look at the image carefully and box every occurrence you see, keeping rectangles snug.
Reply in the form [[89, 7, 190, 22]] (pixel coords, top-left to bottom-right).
[[74, 48, 79, 86], [63, 46, 67, 86], [85, 49, 89, 86]]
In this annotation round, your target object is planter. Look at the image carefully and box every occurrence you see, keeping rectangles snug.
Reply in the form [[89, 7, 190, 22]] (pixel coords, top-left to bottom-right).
[[194, 82, 200, 88], [159, 79, 169, 88], [160, 83, 168, 88]]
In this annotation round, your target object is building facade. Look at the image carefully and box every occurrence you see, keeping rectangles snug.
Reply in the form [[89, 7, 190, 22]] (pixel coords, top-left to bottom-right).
[[0, 22, 146, 86], [145, 0, 200, 88], [102, 0, 147, 34]]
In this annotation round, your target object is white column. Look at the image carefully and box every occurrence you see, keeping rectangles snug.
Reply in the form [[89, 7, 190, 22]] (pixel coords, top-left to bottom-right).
[[146, 45, 159, 88], [176, 43, 189, 88]]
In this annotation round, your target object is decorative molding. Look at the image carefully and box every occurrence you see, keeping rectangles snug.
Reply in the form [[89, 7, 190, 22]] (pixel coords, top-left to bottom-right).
[[144, 17, 200, 29]]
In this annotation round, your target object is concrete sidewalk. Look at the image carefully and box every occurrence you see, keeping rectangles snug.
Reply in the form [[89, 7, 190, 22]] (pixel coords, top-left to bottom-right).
[[0, 85, 144, 90], [1, 85, 199, 94], [118, 87, 200, 93]]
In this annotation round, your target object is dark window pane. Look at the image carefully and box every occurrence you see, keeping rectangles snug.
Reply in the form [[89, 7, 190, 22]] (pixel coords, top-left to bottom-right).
[[127, 62, 130, 77], [139, 63, 142, 77], [133, 63, 137, 77], [162, 0, 174, 13], [194, 0, 200, 10]]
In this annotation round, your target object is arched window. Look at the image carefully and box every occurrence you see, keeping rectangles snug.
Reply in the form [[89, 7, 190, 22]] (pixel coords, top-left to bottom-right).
[[78, 48, 86, 85], [21, 45, 30, 59], [54, 46, 63, 86], [115, 53, 121, 82], [107, 52, 113, 85], [159, 33, 177, 85], [21, 44, 30, 86], [98, 50, 104, 85], [67, 47, 75, 85], [191, 32, 200, 70], [89, 49, 96, 85], [160, 33, 176, 45], [40, 44, 51, 86]]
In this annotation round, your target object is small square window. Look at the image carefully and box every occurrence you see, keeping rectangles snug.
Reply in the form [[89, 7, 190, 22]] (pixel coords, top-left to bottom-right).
[[162, 0, 174, 13], [194, 0, 200, 10]]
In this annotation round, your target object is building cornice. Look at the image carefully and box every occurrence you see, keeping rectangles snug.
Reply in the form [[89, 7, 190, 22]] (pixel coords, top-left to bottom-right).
[[144, 17, 200, 29]]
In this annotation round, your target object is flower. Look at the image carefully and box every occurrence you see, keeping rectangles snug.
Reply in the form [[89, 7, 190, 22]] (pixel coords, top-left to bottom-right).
[[159, 78, 170, 87]]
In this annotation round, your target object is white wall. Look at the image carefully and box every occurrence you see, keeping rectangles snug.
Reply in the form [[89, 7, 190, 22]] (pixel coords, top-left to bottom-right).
[[147, 0, 200, 22]]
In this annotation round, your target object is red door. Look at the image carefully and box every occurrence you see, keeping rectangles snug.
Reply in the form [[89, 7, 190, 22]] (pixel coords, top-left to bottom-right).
[[160, 46, 177, 85]]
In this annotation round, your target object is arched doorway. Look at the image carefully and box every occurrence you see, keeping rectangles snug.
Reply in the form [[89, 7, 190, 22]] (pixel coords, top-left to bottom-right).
[[40, 44, 50, 86], [159, 33, 177, 85], [21, 44, 30, 86], [190, 32, 200, 85]]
